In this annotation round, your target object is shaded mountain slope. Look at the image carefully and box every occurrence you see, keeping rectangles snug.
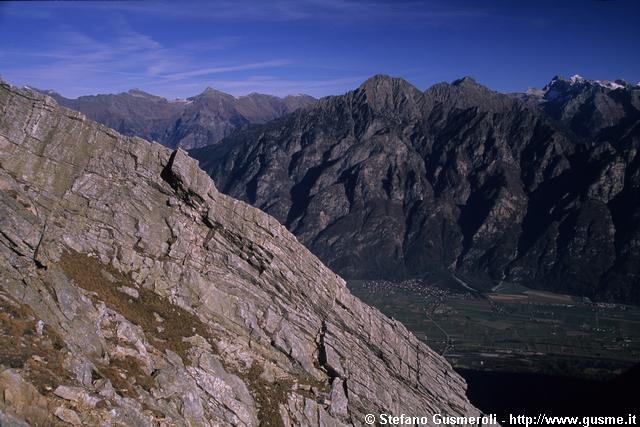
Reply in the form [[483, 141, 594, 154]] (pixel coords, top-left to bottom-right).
[[0, 82, 478, 425], [194, 75, 640, 304]]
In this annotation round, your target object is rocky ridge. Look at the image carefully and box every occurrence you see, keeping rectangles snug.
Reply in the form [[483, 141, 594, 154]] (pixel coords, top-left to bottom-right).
[[39, 87, 316, 150], [0, 82, 478, 425], [523, 74, 640, 138], [194, 74, 640, 304]]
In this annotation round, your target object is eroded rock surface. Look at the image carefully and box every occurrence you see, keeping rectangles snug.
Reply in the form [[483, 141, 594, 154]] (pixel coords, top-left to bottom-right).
[[0, 82, 478, 425]]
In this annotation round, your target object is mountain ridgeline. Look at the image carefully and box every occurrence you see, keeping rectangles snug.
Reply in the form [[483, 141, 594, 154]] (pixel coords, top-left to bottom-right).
[[0, 81, 478, 425], [42, 87, 316, 149], [193, 75, 640, 304]]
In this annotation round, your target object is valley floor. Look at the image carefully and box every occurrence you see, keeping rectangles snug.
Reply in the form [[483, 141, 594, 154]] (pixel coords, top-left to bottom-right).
[[347, 278, 640, 380]]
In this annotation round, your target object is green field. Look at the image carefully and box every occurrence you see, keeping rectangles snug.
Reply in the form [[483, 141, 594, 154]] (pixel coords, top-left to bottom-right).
[[348, 279, 640, 380]]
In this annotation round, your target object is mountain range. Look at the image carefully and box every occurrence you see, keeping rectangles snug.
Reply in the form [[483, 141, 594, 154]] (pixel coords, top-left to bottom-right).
[[0, 81, 477, 425], [37, 87, 316, 149], [192, 75, 640, 304]]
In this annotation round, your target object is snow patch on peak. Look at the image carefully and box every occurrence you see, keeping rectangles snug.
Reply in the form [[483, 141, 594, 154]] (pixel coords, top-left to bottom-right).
[[595, 80, 624, 90], [570, 74, 584, 84], [543, 74, 630, 96]]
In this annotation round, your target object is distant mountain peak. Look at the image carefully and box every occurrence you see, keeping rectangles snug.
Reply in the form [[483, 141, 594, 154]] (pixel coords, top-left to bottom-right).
[[570, 74, 585, 84], [358, 74, 419, 97], [542, 74, 632, 100], [126, 88, 165, 100], [355, 75, 422, 113], [200, 86, 232, 97], [451, 76, 479, 87], [244, 91, 268, 97], [361, 73, 395, 84], [285, 93, 314, 100], [359, 74, 415, 89], [549, 74, 587, 84]]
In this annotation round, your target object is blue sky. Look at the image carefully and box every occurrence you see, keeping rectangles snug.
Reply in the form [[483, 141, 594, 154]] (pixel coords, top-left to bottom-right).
[[0, 0, 638, 99]]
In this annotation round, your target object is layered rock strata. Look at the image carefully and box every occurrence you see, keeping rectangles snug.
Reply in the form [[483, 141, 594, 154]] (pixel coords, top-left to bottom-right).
[[0, 82, 478, 425]]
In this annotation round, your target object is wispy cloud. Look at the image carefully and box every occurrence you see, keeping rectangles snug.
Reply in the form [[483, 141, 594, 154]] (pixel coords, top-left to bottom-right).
[[0, 0, 510, 98], [163, 60, 290, 81], [0, 20, 365, 98], [1, 0, 491, 26], [0, 18, 296, 98]]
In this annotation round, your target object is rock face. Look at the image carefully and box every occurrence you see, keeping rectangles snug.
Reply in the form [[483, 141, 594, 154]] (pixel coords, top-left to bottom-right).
[[534, 75, 640, 139], [193, 75, 640, 304], [0, 82, 478, 425], [41, 88, 316, 149]]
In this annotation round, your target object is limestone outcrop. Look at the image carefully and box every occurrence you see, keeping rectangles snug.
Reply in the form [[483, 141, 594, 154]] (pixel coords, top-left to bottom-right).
[[0, 82, 478, 425]]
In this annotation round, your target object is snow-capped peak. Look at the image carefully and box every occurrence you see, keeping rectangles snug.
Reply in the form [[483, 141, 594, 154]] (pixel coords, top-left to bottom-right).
[[570, 74, 584, 84], [595, 80, 624, 90], [543, 75, 629, 98]]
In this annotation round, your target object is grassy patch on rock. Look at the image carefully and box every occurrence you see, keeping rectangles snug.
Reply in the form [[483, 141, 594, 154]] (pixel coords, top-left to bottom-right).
[[59, 250, 214, 361]]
